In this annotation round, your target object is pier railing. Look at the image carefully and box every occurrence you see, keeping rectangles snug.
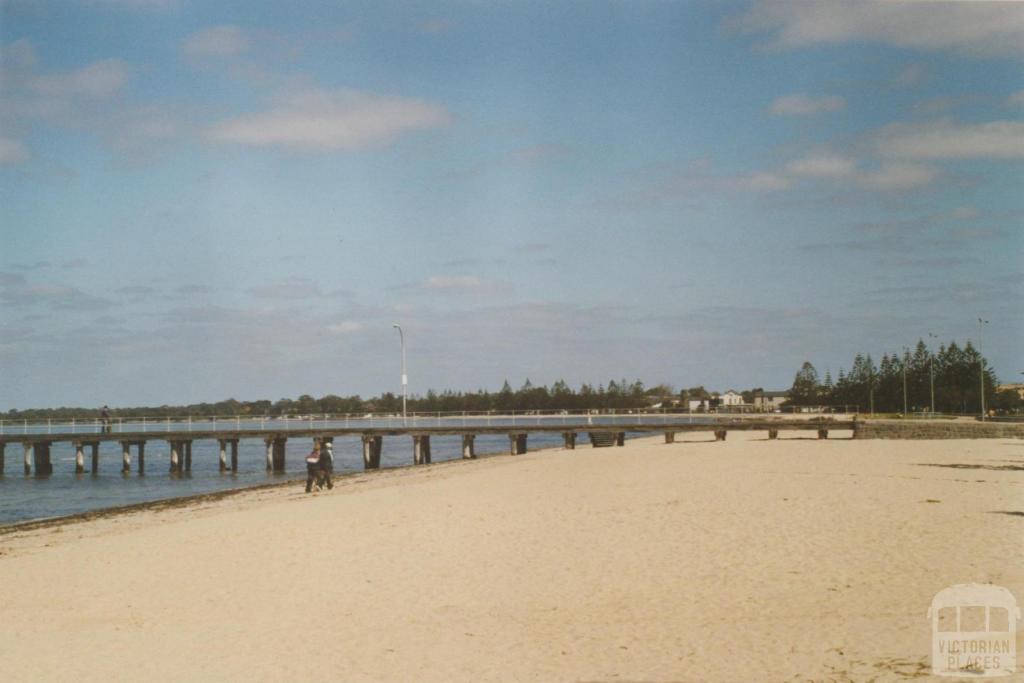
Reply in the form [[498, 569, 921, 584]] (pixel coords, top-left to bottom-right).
[[0, 408, 753, 436]]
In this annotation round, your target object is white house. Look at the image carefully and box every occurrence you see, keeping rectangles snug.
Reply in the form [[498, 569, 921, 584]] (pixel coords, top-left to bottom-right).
[[719, 390, 743, 407], [753, 390, 789, 412]]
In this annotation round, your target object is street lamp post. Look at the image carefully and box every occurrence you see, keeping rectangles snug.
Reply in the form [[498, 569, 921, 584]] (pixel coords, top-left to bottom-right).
[[928, 332, 939, 414], [978, 318, 988, 421], [392, 324, 407, 426], [902, 347, 909, 416]]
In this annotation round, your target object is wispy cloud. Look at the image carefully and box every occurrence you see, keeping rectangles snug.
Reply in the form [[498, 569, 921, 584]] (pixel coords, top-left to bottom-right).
[[874, 119, 1024, 160], [206, 88, 451, 152], [0, 272, 113, 311], [0, 137, 30, 164], [769, 94, 845, 116], [246, 277, 323, 299], [730, 0, 1024, 56], [182, 25, 250, 59]]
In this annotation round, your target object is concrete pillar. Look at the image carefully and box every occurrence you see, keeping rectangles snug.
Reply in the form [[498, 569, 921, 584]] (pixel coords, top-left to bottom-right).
[[817, 428, 829, 440], [462, 434, 476, 459], [138, 441, 145, 475], [218, 440, 228, 472], [75, 443, 85, 474], [664, 432, 675, 444], [230, 440, 239, 472], [121, 441, 131, 473], [714, 429, 727, 441], [563, 432, 577, 449], [361, 435, 382, 470], [362, 436, 373, 469], [23, 443, 32, 476], [33, 443, 52, 476], [169, 441, 180, 473], [271, 437, 286, 472], [91, 443, 99, 474], [509, 433, 527, 455], [265, 438, 274, 471], [413, 435, 431, 465], [768, 428, 778, 440], [615, 432, 625, 447], [184, 441, 193, 472]]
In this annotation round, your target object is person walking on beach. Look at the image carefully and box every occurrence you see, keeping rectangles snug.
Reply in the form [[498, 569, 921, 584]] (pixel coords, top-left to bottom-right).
[[305, 440, 322, 493], [317, 440, 334, 491]]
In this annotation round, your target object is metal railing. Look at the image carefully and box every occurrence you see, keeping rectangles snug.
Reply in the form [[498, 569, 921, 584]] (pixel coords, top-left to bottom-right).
[[0, 408, 728, 436]]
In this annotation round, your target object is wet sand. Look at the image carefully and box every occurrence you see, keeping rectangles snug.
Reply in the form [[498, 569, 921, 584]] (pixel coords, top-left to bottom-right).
[[1, 432, 1021, 681]]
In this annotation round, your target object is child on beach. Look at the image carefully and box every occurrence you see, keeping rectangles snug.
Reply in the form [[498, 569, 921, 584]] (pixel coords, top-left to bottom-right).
[[305, 441, 321, 493]]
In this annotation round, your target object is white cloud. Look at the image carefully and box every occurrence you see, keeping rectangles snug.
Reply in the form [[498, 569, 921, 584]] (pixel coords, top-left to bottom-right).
[[731, 0, 1024, 56], [246, 278, 322, 299], [423, 275, 486, 290], [769, 94, 845, 116], [784, 153, 856, 178], [326, 321, 363, 335], [855, 162, 939, 191], [0, 137, 29, 164], [745, 171, 792, 192], [206, 88, 450, 151], [874, 119, 1024, 160], [29, 59, 130, 98], [183, 25, 250, 59]]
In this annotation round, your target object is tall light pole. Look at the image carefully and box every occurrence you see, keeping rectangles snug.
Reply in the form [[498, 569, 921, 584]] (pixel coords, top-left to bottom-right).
[[392, 324, 407, 425], [928, 332, 939, 414], [978, 318, 988, 421], [902, 347, 909, 416]]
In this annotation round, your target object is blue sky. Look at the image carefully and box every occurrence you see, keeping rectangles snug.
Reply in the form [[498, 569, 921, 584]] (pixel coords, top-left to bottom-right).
[[1, 0, 1022, 409]]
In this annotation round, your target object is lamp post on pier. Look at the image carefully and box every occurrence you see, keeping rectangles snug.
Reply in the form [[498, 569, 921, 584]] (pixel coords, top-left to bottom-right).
[[978, 318, 988, 421], [392, 323, 407, 426], [928, 331, 939, 414]]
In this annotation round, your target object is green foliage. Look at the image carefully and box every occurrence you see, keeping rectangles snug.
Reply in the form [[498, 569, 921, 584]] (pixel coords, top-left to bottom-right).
[[791, 338, 1002, 414]]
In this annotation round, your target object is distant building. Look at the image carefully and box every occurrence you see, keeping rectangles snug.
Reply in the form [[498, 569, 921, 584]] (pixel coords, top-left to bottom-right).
[[753, 390, 789, 412], [688, 399, 708, 412], [719, 390, 743, 407], [998, 384, 1024, 399]]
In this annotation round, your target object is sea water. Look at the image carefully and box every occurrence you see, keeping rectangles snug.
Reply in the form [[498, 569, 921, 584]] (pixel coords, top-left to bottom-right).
[[0, 430, 645, 524]]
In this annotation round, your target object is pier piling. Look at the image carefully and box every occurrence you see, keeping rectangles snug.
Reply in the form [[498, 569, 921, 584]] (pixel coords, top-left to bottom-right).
[[768, 428, 778, 440], [509, 433, 528, 455], [121, 441, 131, 473], [462, 434, 476, 459], [23, 443, 32, 476], [91, 443, 99, 474], [817, 429, 829, 440], [218, 440, 228, 472], [413, 435, 432, 465], [184, 440, 193, 472], [664, 432, 675, 444], [75, 443, 85, 474], [230, 439, 238, 472], [563, 432, 577, 449], [138, 441, 145, 475], [169, 441, 180, 473], [361, 435, 382, 470], [615, 432, 625, 446], [0, 442, 4, 474]]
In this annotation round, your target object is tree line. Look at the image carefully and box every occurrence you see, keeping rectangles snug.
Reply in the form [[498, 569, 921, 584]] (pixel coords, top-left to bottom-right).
[[3, 378, 677, 421], [786, 338, 1021, 414]]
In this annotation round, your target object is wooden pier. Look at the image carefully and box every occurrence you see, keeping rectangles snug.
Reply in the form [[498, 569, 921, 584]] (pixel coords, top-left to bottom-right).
[[0, 419, 856, 476]]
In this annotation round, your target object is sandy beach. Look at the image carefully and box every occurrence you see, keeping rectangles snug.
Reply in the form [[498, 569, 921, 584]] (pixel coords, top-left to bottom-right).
[[1, 432, 1021, 682]]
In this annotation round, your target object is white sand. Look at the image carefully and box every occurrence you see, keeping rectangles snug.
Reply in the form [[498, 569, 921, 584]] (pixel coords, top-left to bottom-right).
[[1, 432, 1021, 681]]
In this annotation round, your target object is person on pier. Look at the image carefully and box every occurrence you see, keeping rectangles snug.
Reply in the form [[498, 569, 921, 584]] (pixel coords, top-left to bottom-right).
[[305, 440, 322, 493], [100, 405, 111, 434]]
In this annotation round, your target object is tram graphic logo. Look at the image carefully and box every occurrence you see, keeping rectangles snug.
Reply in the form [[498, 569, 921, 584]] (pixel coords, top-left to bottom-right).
[[929, 584, 1019, 677]]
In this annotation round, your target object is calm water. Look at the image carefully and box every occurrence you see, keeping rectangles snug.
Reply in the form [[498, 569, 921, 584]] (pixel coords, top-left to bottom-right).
[[0, 430, 652, 525]]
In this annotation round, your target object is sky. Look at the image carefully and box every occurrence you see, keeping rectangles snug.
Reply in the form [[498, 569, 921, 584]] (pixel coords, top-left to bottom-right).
[[1, 0, 1022, 409]]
